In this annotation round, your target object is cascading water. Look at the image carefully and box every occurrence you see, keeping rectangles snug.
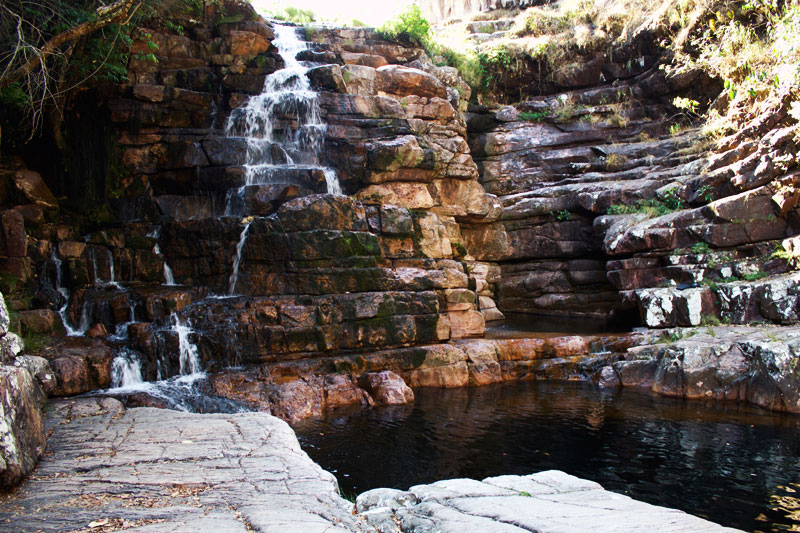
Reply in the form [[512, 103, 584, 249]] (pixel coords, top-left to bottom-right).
[[148, 228, 177, 286], [224, 24, 342, 217], [51, 250, 89, 336], [228, 220, 252, 295], [103, 313, 244, 413]]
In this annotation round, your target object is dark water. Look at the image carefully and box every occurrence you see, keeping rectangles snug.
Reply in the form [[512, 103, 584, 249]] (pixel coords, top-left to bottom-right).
[[294, 381, 800, 532]]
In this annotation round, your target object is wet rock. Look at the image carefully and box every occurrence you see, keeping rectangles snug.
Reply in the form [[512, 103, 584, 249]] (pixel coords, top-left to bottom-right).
[[86, 323, 109, 338], [361, 370, 414, 405], [0, 365, 46, 489]]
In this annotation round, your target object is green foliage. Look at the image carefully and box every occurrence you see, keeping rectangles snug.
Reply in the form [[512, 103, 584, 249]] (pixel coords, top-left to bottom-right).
[[606, 191, 686, 217], [696, 184, 714, 203], [691, 242, 710, 254], [741, 270, 767, 281], [351, 19, 368, 28], [550, 209, 571, 221], [519, 110, 549, 121], [0, 83, 30, 109], [436, 47, 484, 94], [270, 6, 317, 24], [378, 5, 432, 47]]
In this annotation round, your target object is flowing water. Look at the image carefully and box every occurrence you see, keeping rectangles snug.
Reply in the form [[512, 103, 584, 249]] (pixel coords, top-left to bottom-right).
[[295, 381, 800, 531], [223, 23, 341, 217]]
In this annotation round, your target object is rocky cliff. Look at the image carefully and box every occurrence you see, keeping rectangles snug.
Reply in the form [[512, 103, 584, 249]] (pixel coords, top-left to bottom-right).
[[0, 0, 799, 485]]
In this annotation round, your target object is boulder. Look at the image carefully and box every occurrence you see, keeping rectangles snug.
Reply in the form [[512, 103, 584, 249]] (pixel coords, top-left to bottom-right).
[[0, 365, 46, 488], [11, 170, 58, 210], [376, 65, 447, 99], [360, 370, 414, 405]]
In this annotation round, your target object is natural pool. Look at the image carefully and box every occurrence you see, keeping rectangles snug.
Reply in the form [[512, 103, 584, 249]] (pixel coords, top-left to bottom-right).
[[294, 381, 800, 532]]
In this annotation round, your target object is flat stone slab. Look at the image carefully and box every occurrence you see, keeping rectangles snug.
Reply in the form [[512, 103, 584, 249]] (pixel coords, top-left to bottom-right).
[[0, 399, 739, 532], [0, 398, 366, 532], [356, 471, 742, 532]]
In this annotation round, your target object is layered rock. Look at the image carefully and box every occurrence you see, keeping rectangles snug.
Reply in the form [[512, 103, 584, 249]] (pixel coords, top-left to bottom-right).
[[611, 325, 800, 413]]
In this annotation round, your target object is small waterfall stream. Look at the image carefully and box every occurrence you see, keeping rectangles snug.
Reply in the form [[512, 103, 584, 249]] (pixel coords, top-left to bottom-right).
[[228, 220, 252, 295], [52, 250, 90, 336], [224, 23, 341, 217]]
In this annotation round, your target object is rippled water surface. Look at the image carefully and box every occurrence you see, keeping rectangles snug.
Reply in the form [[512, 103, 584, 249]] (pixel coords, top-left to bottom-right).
[[294, 381, 800, 531]]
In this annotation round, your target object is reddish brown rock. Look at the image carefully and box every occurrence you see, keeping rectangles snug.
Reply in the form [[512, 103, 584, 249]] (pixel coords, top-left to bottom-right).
[[86, 323, 109, 338], [18, 309, 63, 336], [361, 370, 414, 405]]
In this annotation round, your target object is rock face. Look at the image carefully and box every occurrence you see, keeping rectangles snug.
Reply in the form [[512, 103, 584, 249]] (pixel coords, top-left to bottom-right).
[[356, 470, 738, 532], [614, 326, 800, 412], [0, 290, 47, 489], [0, 398, 364, 531], [0, 366, 46, 488]]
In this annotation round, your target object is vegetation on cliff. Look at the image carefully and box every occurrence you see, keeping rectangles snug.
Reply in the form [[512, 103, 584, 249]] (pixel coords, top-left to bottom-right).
[[0, 0, 253, 153]]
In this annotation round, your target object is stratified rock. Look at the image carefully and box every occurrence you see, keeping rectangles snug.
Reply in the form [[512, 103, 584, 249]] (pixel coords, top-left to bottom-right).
[[616, 326, 800, 411], [0, 365, 46, 488], [361, 370, 414, 405]]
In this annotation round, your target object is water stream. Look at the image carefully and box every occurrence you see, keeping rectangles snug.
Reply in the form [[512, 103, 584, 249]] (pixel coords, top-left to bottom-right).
[[295, 381, 800, 532], [224, 23, 341, 217]]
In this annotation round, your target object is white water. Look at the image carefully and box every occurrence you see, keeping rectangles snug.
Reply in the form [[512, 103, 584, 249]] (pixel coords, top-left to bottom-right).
[[154, 243, 177, 285], [52, 250, 89, 336], [111, 347, 143, 387], [227, 220, 252, 295], [172, 314, 203, 378], [224, 23, 341, 216], [149, 228, 177, 286]]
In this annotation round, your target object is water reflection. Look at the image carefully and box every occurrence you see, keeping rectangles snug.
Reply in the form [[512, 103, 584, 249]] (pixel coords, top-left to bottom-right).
[[294, 382, 800, 531]]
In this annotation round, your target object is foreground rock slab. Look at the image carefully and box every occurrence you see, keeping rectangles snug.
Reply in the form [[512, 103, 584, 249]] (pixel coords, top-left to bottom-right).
[[356, 471, 740, 532], [0, 398, 366, 532]]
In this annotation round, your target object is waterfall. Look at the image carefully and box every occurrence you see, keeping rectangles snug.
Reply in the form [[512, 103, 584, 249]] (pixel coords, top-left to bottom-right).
[[149, 228, 177, 286], [111, 347, 143, 387], [171, 314, 203, 378], [154, 243, 176, 286], [224, 23, 341, 217], [228, 220, 252, 295], [52, 249, 89, 336]]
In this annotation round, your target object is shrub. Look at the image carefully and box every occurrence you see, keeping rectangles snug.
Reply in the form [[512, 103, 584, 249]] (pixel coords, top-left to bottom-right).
[[378, 5, 431, 47], [270, 6, 317, 24], [519, 110, 550, 121]]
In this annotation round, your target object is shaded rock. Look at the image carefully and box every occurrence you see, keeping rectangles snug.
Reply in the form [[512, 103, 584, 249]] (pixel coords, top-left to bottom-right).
[[11, 170, 58, 210], [0, 365, 46, 489]]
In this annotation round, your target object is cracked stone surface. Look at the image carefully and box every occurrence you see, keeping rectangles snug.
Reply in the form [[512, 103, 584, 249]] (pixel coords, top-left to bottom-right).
[[0, 399, 739, 532], [0, 398, 366, 532], [356, 471, 741, 532]]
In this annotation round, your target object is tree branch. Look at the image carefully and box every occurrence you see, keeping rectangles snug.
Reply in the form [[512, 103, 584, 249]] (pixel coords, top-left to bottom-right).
[[1, 0, 138, 88]]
